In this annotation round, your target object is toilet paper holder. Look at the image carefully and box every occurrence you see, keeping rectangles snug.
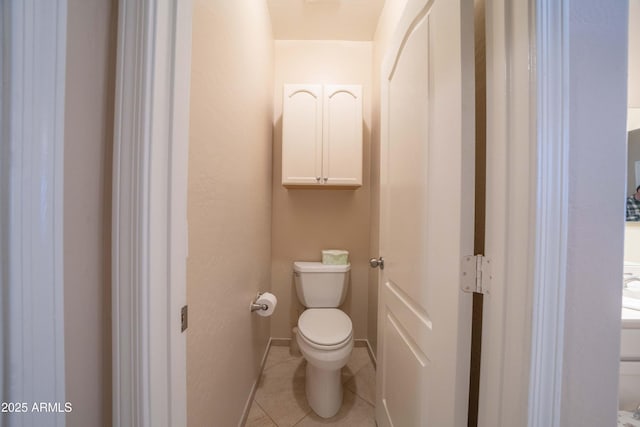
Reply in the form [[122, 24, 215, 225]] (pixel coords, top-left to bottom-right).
[[250, 293, 269, 312]]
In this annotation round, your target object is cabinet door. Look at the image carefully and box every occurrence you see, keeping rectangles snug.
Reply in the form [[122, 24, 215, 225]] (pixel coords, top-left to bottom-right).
[[323, 85, 363, 187], [282, 84, 323, 186]]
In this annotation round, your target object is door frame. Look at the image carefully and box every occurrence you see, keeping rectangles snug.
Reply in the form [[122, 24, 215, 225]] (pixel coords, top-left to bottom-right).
[[1, 1, 68, 426], [479, 0, 541, 424], [480, 0, 627, 425], [107, 0, 626, 426], [111, 0, 191, 425]]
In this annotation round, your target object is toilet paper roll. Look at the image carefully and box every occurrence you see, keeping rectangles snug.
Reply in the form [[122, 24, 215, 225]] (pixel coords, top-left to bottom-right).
[[256, 292, 277, 317]]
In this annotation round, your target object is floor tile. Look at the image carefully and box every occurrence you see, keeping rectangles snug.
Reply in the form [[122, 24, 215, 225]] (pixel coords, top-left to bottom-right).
[[264, 345, 302, 371], [344, 363, 376, 406], [254, 357, 311, 427], [250, 343, 377, 427], [294, 390, 376, 427], [245, 402, 277, 427], [342, 347, 372, 384]]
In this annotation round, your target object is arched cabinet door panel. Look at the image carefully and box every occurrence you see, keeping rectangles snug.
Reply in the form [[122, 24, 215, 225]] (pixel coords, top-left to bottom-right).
[[282, 84, 323, 186], [323, 85, 363, 187]]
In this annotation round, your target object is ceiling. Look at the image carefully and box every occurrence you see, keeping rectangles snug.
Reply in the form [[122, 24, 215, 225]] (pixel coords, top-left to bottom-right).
[[267, 0, 386, 41]]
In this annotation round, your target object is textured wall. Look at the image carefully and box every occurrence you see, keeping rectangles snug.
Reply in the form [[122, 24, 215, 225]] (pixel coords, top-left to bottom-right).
[[270, 40, 372, 340], [63, 0, 116, 425], [187, 1, 274, 425]]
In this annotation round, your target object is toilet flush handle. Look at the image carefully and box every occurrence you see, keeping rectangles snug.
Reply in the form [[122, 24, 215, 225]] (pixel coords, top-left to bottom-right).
[[369, 257, 384, 270]]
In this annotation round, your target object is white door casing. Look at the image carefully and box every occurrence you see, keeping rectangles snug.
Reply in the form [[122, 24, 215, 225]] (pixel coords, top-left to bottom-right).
[[376, 0, 475, 425], [2, 1, 68, 426], [112, 0, 190, 426], [478, 0, 538, 424], [480, 0, 627, 425]]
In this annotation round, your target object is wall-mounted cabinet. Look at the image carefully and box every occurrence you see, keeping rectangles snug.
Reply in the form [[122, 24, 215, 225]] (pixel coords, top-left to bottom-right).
[[282, 84, 362, 188]]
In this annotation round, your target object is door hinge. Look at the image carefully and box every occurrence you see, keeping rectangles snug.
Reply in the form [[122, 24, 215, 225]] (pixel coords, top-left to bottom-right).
[[181, 305, 188, 332], [461, 255, 491, 294]]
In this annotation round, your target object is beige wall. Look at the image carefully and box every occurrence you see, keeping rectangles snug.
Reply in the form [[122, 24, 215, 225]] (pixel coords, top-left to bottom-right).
[[187, 1, 274, 425], [271, 40, 372, 340], [63, 0, 116, 425], [368, 0, 409, 355]]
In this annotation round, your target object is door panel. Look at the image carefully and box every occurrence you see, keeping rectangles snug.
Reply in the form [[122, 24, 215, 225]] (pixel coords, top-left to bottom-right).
[[376, 0, 474, 426], [323, 85, 363, 186], [282, 84, 323, 185]]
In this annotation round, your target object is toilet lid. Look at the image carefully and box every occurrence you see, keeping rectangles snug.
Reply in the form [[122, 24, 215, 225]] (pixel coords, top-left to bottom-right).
[[298, 309, 352, 346]]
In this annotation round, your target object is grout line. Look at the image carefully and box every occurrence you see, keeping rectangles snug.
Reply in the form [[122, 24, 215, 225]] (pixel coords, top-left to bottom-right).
[[262, 347, 304, 373], [254, 400, 280, 427], [291, 409, 313, 427], [264, 356, 302, 373], [353, 382, 375, 407], [257, 344, 309, 427], [343, 347, 374, 384], [344, 350, 376, 406], [258, 339, 376, 426], [352, 390, 376, 410]]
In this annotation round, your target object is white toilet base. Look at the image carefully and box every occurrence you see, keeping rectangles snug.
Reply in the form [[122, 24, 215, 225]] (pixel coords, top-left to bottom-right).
[[295, 309, 353, 418], [305, 363, 343, 418]]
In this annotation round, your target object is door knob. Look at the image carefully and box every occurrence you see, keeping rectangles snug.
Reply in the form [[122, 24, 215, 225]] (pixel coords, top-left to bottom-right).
[[369, 257, 384, 269]]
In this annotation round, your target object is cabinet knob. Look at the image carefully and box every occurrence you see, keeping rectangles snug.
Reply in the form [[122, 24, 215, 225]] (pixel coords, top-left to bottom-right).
[[323, 177, 328, 183], [316, 177, 321, 182]]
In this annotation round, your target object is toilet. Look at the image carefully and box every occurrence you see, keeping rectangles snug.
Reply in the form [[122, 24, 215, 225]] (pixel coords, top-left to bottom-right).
[[293, 261, 353, 418]]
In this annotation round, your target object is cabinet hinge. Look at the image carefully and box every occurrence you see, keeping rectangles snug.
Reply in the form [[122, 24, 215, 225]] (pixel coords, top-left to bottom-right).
[[461, 255, 491, 294]]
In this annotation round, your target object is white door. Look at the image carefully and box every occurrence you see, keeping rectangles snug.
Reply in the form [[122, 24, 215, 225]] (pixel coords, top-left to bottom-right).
[[375, 0, 475, 426]]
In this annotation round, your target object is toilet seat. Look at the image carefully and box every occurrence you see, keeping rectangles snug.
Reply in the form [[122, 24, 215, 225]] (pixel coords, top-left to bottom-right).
[[298, 309, 353, 349], [298, 327, 353, 351]]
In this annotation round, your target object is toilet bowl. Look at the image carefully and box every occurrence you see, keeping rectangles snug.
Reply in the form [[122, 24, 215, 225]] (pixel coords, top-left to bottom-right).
[[296, 308, 354, 418], [292, 261, 353, 418]]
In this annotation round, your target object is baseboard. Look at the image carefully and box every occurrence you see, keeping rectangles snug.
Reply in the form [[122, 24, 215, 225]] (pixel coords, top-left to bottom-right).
[[353, 338, 367, 347], [238, 337, 272, 427], [270, 337, 291, 346], [354, 339, 377, 369], [271, 337, 376, 366]]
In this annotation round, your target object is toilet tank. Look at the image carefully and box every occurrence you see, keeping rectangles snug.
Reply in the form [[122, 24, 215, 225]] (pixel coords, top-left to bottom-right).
[[293, 262, 350, 308]]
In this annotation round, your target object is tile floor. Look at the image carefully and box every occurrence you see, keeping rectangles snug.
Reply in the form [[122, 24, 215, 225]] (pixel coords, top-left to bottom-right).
[[245, 344, 377, 427]]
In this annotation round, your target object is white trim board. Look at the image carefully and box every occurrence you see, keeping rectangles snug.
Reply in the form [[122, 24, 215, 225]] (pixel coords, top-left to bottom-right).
[[480, 0, 541, 424], [112, 0, 190, 425], [479, 0, 627, 426], [2, 1, 68, 426], [528, 0, 569, 424]]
